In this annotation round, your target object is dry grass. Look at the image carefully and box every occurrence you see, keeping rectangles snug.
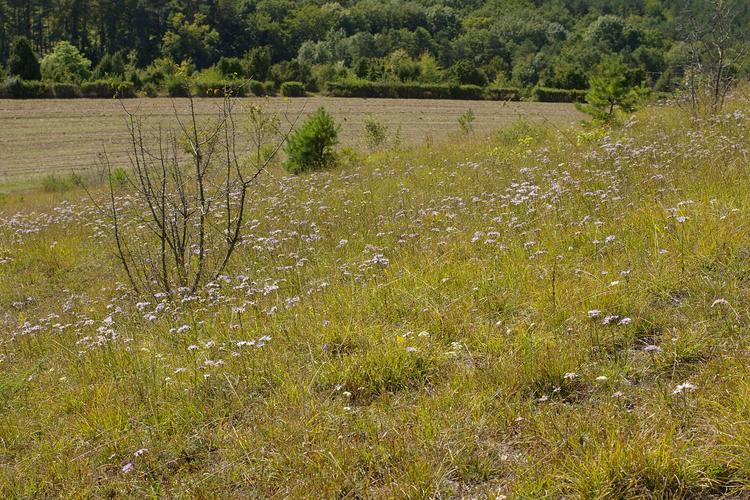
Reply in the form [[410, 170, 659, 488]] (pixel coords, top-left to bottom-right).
[[0, 97, 581, 187], [3, 99, 750, 497]]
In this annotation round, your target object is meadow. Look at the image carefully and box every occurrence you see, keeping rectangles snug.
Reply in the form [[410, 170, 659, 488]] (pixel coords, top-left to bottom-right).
[[2, 95, 750, 498]]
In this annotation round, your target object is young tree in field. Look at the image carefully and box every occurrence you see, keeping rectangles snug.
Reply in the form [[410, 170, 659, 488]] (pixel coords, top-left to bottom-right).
[[577, 56, 643, 123], [8, 36, 41, 80], [682, 0, 748, 115], [40, 41, 92, 83], [96, 96, 300, 297], [284, 108, 340, 174]]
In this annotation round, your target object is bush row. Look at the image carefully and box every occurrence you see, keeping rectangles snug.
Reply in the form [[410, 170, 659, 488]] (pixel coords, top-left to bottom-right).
[[0, 78, 136, 98], [192, 79, 277, 97], [0, 77, 277, 99], [280, 81, 306, 97], [325, 80, 516, 100], [0, 77, 589, 104], [531, 87, 587, 103]]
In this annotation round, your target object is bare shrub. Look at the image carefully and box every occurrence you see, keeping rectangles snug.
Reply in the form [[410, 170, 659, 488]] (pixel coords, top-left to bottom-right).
[[96, 96, 298, 297]]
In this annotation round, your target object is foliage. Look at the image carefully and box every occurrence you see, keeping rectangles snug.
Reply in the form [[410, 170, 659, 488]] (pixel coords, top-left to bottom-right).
[[40, 41, 92, 83], [577, 56, 645, 122], [363, 115, 389, 149], [533, 87, 587, 103], [161, 13, 219, 69], [280, 81, 305, 97], [8, 36, 41, 81], [2, 0, 749, 100], [326, 79, 488, 100], [457, 109, 476, 135], [81, 80, 136, 98], [284, 107, 340, 174]]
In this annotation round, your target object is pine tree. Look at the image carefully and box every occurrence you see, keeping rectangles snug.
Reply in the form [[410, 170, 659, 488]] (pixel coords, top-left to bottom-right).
[[8, 36, 41, 80], [577, 56, 643, 123]]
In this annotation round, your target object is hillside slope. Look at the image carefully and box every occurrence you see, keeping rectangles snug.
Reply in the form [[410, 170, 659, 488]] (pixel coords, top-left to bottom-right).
[[2, 101, 750, 496]]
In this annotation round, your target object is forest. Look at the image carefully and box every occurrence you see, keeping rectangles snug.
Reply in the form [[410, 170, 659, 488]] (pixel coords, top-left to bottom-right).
[[0, 0, 748, 97]]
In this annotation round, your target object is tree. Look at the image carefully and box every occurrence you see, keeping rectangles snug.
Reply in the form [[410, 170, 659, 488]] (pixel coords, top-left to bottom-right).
[[162, 13, 219, 68], [682, 0, 748, 114], [40, 41, 92, 82], [97, 96, 295, 296], [284, 107, 340, 174], [577, 56, 643, 122], [8, 36, 41, 80]]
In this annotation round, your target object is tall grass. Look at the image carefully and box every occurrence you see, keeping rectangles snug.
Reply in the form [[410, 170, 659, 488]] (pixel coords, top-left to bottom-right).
[[2, 99, 750, 496]]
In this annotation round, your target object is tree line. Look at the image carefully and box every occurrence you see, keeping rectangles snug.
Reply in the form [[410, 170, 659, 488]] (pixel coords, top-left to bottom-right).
[[0, 0, 748, 96]]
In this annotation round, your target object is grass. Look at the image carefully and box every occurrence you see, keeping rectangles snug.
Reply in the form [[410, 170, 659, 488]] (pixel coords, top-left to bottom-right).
[[0, 97, 581, 189], [2, 97, 750, 497]]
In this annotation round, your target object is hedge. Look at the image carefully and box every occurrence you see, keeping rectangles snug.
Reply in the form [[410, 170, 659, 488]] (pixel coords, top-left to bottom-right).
[[81, 80, 136, 98], [281, 81, 305, 97], [532, 87, 587, 103], [194, 79, 249, 97], [484, 87, 523, 101], [0, 78, 50, 98], [325, 80, 522, 101]]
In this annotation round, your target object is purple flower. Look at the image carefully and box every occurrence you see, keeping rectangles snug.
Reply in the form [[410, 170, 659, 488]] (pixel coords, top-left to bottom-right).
[[643, 345, 662, 353], [122, 463, 134, 473]]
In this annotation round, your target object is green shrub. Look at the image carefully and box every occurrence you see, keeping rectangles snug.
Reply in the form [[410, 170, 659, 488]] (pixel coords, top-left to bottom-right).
[[284, 107, 340, 174], [484, 86, 523, 101], [164, 75, 191, 97], [110, 167, 129, 186], [40, 41, 92, 83], [326, 79, 491, 100], [280, 81, 305, 97], [363, 115, 389, 149], [2, 77, 50, 98], [81, 80, 135, 98], [41, 173, 75, 192], [532, 87, 587, 103], [263, 81, 276, 95], [458, 108, 476, 135], [49, 82, 81, 98], [193, 79, 247, 97], [247, 79, 276, 96]]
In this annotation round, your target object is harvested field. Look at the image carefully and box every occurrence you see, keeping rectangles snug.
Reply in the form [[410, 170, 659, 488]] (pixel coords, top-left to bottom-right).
[[0, 97, 582, 185]]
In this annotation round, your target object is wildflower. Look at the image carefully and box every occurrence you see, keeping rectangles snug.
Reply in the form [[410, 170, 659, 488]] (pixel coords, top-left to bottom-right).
[[675, 216, 689, 223], [588, 310, 602, 319], [187, 345, 199, 351], [618, 317, 632, 326], [643, 345, 662, 353], [134, 448, 148, 457], [672, 382, 697, 395], [405, 346, 418, 352], [612, 391, 624, 398], [122, 463, 135, 473], [563, 372, 577, 380], [602, 315, 619, 325]]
